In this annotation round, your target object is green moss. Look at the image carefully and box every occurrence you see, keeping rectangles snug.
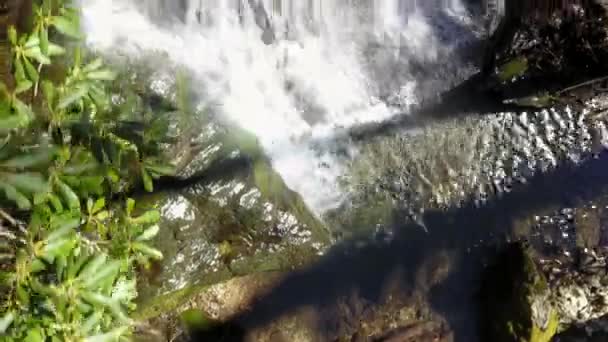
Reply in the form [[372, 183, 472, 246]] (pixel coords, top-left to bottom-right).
[[180, 309, 215, 332], [498, 57, 529, 82], [481, 243, 559, 342]]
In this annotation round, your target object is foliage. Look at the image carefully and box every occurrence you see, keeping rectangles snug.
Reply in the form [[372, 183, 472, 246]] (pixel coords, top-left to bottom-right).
[[0, 0, 175, 340]]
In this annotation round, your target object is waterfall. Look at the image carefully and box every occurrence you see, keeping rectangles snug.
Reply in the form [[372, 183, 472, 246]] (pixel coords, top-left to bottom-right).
[[79, 0, 483, 212]]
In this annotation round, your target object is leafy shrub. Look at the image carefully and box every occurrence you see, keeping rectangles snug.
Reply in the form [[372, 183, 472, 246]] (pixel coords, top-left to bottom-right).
[[0, 1, 174, 340]]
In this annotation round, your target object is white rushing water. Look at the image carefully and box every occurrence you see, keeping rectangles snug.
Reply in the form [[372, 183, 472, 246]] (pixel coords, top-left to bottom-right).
[[79, 0, 483, 212]]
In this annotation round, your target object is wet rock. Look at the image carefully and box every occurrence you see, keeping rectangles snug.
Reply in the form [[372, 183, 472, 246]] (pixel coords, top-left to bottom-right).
[[480, 242, 559, 342]]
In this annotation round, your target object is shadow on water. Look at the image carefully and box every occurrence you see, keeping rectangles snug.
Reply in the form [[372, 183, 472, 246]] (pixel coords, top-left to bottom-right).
[[188, 149, 608, 342]]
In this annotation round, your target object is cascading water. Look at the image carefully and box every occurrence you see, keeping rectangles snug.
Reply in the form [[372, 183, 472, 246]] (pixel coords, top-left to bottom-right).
[[79, 0, 484, 213]]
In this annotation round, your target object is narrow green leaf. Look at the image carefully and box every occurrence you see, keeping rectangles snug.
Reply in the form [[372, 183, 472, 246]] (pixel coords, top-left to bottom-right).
[[12, 97, 34, 122], [52, 16, 81, 39], [24, 35, 40, 49], [39, 28, 49, 55], [58, 85, 88, 109], [55, 179, 80, 209], [24, 46, 51, 65], [141, 166, 153, 192], [42, 236, 76, 259], [1, 148, 54, 169], [0, 311, 14, 333], [1, 183, 31, 209], [82, 312, 102, 335], [48, 216, 79, 241], [31, 258, 47, 273], [87, 70, 116, 81], [145, 163, 175, 176], [126, 198, 135, 216], [92, 197, 105, 214], [77, 254, 106, 281], [132, 242, 163, 260], [82, 260, 120, 289], [16, 284, 29, 306], [47, 43, 66, 56], [84, 326, 129, 342], [15, 79, 33, 94], [8, 27, 17, 45], [83, 58, 103, 72], [24, 327, 44, 342], [130, 210, 160, 225], [4, 173, 48, 194], [14, 59, 26, 82], [136, 224, 159, 241], [24, 58, 39, 83], [42, 80, 55, 109], [48, 193, 64, 212]]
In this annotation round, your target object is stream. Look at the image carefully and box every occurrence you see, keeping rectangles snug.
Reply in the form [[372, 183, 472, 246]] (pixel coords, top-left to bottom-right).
[[78, 1, 608, 341]]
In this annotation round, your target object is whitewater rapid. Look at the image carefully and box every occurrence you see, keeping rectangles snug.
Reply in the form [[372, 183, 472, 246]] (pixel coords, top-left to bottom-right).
[[79, 0, 482, 212]]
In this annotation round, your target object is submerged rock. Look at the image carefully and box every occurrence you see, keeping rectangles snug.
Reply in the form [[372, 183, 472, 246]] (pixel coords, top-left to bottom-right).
[[480, 242, 559, 342]]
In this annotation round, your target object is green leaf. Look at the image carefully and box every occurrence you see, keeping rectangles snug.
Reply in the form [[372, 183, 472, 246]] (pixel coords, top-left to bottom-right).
[[39, 28, 49, 55], [87, 70, 116, 81], [92, 197, 105, 214], [126, 198, 135, 216], [78, 254, 107, 281], [47, 43, 66, 56], [1, 183, 31, 209], [14, 59, 26, 82], [84, 326, 129, 342], [48, 216, 80, 240], [82, 260, 120, 289], [141, 166, 153, 192], [52, 16, 81, 39], [83, 58, 103, 72], [145, 163, 175, 176], [24, 327, 44, 342], [24, 35, 40, 49], [130, 210, 160, 225], [58, 85, 88, 109], [1, 148, 55, 169], [136, 224, 159, 241], [42, 80, 55, 109], [24, 46, 51, 65], [42, 236, 76, 259], [132, 242, 163, 260], [48, 193, 64, 212], [8, 27, 17, 45], [0, 311, 14, 333], [15, 79, 33, 94], [12, 98, 34, 122], [55, 179, 80, 209], [24, 58, 39, 83], [31, 258, 47, 273], [4, 173, 49, 194]]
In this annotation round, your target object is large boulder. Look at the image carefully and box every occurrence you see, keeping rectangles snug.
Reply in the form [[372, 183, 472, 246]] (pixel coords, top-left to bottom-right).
[[480, 242, 559, 342]]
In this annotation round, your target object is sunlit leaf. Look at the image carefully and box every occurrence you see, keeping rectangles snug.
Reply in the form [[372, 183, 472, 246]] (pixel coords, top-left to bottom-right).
[[136, 225, 159, 241], [39, 28, 49, 55], [15, 79, 33, 94], [87, 70, 116, 81], [4, 173, 49, 194], [52, 16, 81, 39], [24, 58, 39, 83], [8, 27, 17, 45], [132, 242, 163, 260], [84, 326, 129, 342], [47, 43, 66, 56], [24, 46, 51, 65], [130, 210, 160, 225], [58, 85, 88, 109], [141, 166, 153, 192], [55, 179, 80, 209], [82, 260, 120, 289], [0, 311, 14, 333], [1, 183, 31, 209]]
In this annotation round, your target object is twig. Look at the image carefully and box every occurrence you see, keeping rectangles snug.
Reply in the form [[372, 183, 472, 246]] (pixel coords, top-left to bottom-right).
[[0, 208, 17, 226], [556, 75, 608, 95]]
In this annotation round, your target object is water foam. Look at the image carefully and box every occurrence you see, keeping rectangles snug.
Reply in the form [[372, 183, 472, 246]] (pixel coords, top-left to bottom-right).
[[79, 0, 477, 212]]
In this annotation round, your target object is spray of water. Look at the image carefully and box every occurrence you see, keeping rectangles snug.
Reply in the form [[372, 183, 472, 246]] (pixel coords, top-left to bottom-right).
[[79, 0, 480, 212]]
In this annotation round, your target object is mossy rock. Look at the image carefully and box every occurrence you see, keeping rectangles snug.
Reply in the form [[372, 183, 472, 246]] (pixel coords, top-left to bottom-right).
[[480, 242, 559, 342]]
